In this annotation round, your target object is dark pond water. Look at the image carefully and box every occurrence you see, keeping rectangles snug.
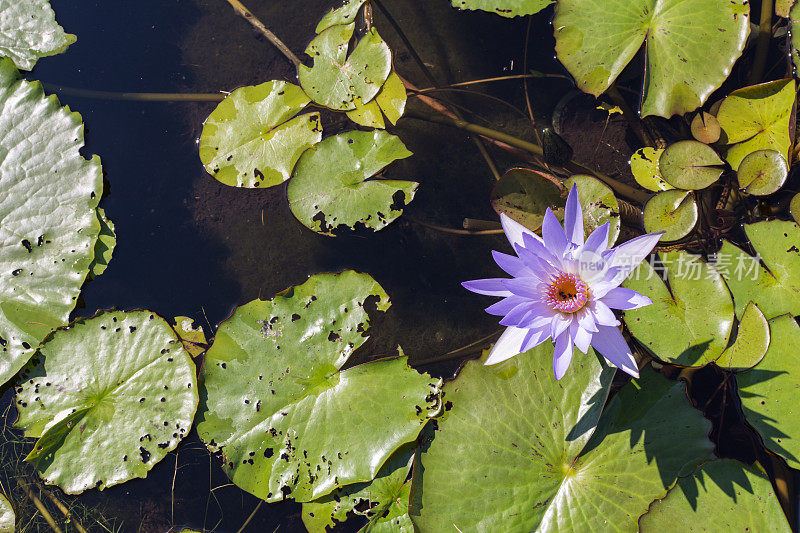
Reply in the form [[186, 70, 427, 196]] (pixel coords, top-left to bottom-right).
[[0, 0, 586, 530]]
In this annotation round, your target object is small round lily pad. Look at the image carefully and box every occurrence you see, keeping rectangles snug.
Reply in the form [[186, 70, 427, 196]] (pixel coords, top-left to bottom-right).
[[660, 140, 725, 190], [717, 301, 770, 371], [736, 149, 788, 196], [791, 193, 800, 223], [643, 189, 698, 241], [690, 111, 721, 144]]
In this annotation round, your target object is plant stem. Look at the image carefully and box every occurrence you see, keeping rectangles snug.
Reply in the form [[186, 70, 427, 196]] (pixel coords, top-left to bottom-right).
[[750, 0, 773, 84], [407, 215, 504, 235], [42, 84, 226, 102], [224, 0, 302, 68], [405, 110, 652, 204]]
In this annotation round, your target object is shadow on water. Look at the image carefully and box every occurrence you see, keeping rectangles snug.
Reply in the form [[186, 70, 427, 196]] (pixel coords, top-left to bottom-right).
[[1, 0, 570, 530]]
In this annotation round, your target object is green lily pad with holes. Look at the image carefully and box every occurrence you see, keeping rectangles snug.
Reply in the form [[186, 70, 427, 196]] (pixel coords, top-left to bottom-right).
[[0, 59, 104, 387], [198, 81, 321, 188], [299, 24, 391, 111], [717, 301, 770, 371], [622, 251, 734, 366], [316, 0, 368, 33], [347, 99, 385, 129], [737, 314, 800, 469], [718, 220, 800, 319], [553, 0, 749, 118], [630, 147, 672, 192], [792, 3, 800, 73], [287, 130, 418, 236], [410, 360, 712, 532], [717, 79, 796, 170], [659, 140, 725, 190], [172, 316, 206, 358], [88, 208, 115, 280], [196, 271, 441, 503], [490, 168, 563, 233], [303, 445, 414, 533], [736, 149, 788, 196], [0, 0, 75, 70], [791, 194, 800, 223], [450, 0, 553, 17], [14, 310, 199, 494], [0, 494, 11, 533], [564, 175, 620, 245], [778, 0, 793, 17], [376, 72, 407, 125], [643, 190, 697, 242], [639, 459, 791, 532]]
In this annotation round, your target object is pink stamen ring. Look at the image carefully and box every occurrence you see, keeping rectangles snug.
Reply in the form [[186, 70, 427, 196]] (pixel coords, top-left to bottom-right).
[[545, 272, 589, 313]]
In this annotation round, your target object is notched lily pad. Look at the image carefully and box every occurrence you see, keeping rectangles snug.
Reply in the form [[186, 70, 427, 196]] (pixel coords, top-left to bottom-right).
[[316, 0, 368, 33], [736, 149, 788, 196], [659, 140, 725, 190], [375, 72, 407, 126], [196, 271, 441, 503], [0, 59, 104, 387], [14, 310, 199, 493], [623, 251, 734, 366], [490, 168, 563, 233], [553, 0, 749, 117], [198, 81, 321, 188], [172, 316, 207, 358], [643, 190, 698, 242], [88, 208, 116, 280], [287, 130, 418, 236], [691, 111, 722, 144], [450, 0, 553, 17], [299, 23, 391, 111], [564, 174, 620, 245], [717, 79, 796, 170], [0, 0, 76, 70], [630, 147, 672, 192], [717, 301, 770, 371]]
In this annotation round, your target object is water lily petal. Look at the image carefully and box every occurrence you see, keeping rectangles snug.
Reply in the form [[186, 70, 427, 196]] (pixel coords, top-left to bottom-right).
[[564, 184, 584, 245], [590, 325, 639, 378], [600, 287, 652, 310], [582, 221, 611, 255], [542, 208, 569, 258], [515, 239, 559, 276], [499, 302, 536, 327], [521, 323, 551, 352], [491, 250, 532, 278], [603, 232, 664, 279], [576, 307, 599, 333], [501, 277, 544, 300], [587, 299, 619, 327], [550, 312, 572, 339], [553, 331, 574, 379], [462, 278, 513, 297], [570, 321, 592, 354], [485, 296, 526, 316], [484, 326, 527, 365], [500, 213, 543, 249]]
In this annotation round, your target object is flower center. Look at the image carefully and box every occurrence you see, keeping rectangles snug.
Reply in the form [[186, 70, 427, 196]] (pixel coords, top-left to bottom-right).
[[544, 272, 589, 313]]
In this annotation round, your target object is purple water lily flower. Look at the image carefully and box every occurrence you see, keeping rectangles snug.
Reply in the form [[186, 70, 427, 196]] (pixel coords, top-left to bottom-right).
[[463, 185, 663, 379]]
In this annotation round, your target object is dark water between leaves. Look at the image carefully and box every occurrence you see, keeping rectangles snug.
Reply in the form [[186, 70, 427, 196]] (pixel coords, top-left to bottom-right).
[[0, 0, 582, 530]]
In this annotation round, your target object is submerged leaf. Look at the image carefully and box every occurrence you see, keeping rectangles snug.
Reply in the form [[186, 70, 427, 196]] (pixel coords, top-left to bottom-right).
[[553, 0, 749, 117], [717, 79, 796, 170], [622, 251, 734, 366], [0, 0, 75, 70], [198, 81, 321, 188], [14, 310, 199, 493], [196, 271, 441, 503], [287, 131, 418, 236], [659, 140, 725, 190], [717, 301, 770, 371], [0, 59, 105, 387], [490, 168, 563, 234], [410, 362, 712, 531], [643, 190, 697, 242], [450, 0, 553, 18], [299, 23, 391, 111], [639, 460, 790, 531]]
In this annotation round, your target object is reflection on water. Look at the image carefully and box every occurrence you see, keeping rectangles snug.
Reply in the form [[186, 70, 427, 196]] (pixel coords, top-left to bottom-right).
[[3, 0, 563, 529]]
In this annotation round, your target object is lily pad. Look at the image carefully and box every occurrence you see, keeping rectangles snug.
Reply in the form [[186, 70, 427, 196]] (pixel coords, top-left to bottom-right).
[[0, 59, 104, 387], [630, 147, 672, 192], [777, 0, 793, 17], [791, 193, 800, 223], [198, 81, 322, 188], [14, 310, 199, 493], [303, 445, 414, 533], [88, 208, 116, 280], [299, 23, 391, 111], [553, 0, 749, 117], [196, 271, 441, 503], [639, 460, 791, 532], [718, 220, 800, 319], [172, 316, 207, 358], [0, 494, 12, 533], [791, 3, 800, 73], [659, 140, 725, 190], [716, 79, 796, 170], [690, 111, 721, 144], [287, 130, 418, 236], [564, 174, 620, 245], [737, 314, 800, 469], [409, 357, 712, 531], [736, 149, 788, 196], [622, 251, 734, 366], [450, 0, 553, 17], [0, 0, 75, 70], [717, 301, 770, 371], [643, 190, 697, 241], [347, 99, 385, 129], [316, 0, 368, 33], [490, 168, 563, 233], [375, 72, 407, 126]]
